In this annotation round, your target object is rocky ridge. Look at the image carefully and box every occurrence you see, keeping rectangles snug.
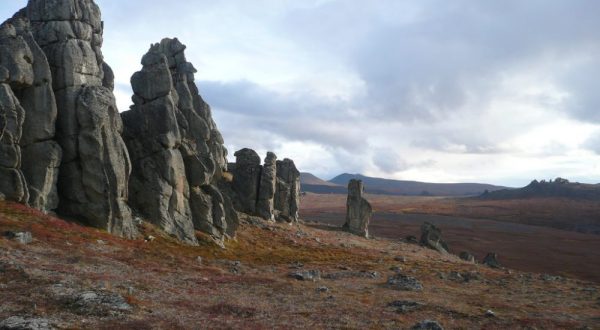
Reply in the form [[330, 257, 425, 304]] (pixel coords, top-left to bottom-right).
[[0, 0, 300, 245]]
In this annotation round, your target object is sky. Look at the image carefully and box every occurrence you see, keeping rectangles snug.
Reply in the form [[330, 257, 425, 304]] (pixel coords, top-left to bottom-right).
[[2, 0, 600, 187]]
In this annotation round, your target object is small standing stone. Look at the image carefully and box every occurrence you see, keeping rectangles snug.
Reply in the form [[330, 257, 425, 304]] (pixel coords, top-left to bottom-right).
[[342, 179, 372, 238]]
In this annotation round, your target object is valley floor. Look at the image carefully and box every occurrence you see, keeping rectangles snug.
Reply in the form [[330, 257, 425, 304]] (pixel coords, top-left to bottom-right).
[[0, 200, 599, 329]]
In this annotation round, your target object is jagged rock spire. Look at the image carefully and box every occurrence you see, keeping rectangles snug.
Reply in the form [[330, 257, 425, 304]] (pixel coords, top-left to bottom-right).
[[122, 38, 238, 245]]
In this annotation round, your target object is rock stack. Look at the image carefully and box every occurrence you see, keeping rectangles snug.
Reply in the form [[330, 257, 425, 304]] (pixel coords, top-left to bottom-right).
[[122, 38, 237, 245], [231, 149, 300, 223], [343, 179, 372, 237]]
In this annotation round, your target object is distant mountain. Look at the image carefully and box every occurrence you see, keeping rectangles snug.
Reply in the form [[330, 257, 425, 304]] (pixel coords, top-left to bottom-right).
[[326, 173, 509, 196], [300, 173, 341, 187], [481, 178, 600, 200], [300, 173, 348, 194]]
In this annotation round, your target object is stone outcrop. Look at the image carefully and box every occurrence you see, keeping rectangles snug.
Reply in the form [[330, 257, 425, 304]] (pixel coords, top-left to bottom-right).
[[232, 148, 262, 214], [15, 0, 136, 237], [1, 0, 293, 244], [0, 17, 60, 209], [420, 222, 449, 254], [274, 159, 301, 222], [122, 38, 236, 245], [256, 152, 277, 221], [343, 179, 372, 237], [230, 149, 301, 222]]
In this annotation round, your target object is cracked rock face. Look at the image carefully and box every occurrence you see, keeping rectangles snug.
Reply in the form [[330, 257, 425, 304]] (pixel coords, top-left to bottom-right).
[[0, 18, 60, 209], [13, 0, 136, 237], [123, 38, 235, 244], [343, 179, 372, 238]]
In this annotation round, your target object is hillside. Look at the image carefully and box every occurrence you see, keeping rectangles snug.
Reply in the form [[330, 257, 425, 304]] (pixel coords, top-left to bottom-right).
[[300, 173, 342, 187], [481, 178, 600, 201], [1, 200, 599, 329], [327, 174, 509, 196]]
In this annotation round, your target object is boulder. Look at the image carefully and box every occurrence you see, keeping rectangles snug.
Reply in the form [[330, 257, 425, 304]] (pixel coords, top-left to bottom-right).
[[420, 222, 449, 254], [256, 152, 277, 221], [274, 158, 300, 222], [343, 179, 372, 237], [0, 316, 52, 330], [386, 274, 423, 291], [411, 320, 444, 330], [459, 251, 476, 263], [482, 253, 501, 268]]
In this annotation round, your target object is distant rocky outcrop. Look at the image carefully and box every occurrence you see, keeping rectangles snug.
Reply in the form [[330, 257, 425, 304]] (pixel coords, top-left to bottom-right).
[[122, 38, 236, 245], [420, 222, 449, 254], [480, 178, 600, 201], [230, 149, 300, 223], [343, 179, 372, 237]]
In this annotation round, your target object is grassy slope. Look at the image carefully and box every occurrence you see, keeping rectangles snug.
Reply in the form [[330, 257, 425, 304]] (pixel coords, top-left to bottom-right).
[[0, 200, 599, 329]]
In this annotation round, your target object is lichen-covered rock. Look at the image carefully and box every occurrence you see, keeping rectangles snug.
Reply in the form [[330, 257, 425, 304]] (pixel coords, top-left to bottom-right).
[[343, 179, 372, 237], [233, 148, 262, 214], [420, 222, 449, 254], [123, 38, 234, 244], [274, 158, 300, 222], [256, 152, 277, 221]]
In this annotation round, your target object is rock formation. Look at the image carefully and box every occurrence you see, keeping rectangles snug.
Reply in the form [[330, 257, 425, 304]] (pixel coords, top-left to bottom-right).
[[274, 159, 301, 222], [232, 148, 262, 214], [18, 0, 136, 237], [256, 152, 277, 221], [420, 222, 449, 254], [1, 0, 299, 244], [343, 179, 372, 237], [122, 38, 236, 245], [229, 149, 301, 222], [0, 17, 60, 209]]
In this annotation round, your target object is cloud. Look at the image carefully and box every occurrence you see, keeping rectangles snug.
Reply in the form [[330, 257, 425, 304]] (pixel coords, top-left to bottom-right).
[[2, 0, 600, 185], [583, 131, 600, 155]]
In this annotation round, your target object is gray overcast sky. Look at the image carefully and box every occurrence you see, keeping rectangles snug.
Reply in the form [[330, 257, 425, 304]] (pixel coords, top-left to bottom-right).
[[2, 0, 600, 186]]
